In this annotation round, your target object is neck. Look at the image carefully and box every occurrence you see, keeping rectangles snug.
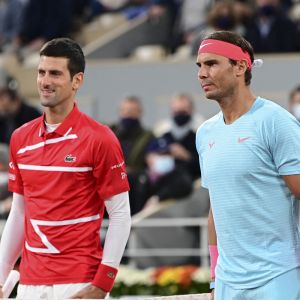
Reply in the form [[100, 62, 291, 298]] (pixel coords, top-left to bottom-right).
[[44, 101, 74, 124], [219, 88, 256, 124]]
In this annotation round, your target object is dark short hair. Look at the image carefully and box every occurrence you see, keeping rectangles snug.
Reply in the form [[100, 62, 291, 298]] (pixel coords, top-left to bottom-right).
[[40, 38, 85, 78], [204, 31, 254, 86]]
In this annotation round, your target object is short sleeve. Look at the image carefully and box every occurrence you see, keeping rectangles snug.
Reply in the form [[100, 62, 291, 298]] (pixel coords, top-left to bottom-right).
[[93, 128, 129, 200], [268, 111, 300, 175], [8, 132, 24, 195]]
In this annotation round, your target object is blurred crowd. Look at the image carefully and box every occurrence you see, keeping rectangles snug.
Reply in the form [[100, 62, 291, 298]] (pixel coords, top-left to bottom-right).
[[0, 0, 300, 218], [0, 0, 299, 61], [1, 64, 300, 220]]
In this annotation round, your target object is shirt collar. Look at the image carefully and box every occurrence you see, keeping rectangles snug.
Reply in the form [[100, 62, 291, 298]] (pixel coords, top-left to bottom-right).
[[39, 103, 81, 137]]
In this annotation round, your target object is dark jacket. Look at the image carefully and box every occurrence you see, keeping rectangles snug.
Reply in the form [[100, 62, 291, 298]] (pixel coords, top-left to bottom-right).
[[0, 101, 41, 144]]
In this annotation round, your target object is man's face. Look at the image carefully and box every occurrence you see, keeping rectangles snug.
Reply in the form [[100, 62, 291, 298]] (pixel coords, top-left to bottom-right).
[[37, 56, 83, 109], [119, 100, 141, 119], [196, 53, 238, 101], [171, 97, 193, 115]]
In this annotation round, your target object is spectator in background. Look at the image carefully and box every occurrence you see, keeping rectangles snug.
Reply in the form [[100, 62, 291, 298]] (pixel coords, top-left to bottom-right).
[[289, 85, 300, 121], [110, 96, 154, 214], [244, 0, 300, 52], [0, 74, 41, 144], [0, 0, 27, 52], [131, 137, 193, 214], [0, 143, 11, 219], [8, 0, 72, 60], [156, 93, 202, 180], [171, 0, 213, 52], [190, 1, 244, 56]]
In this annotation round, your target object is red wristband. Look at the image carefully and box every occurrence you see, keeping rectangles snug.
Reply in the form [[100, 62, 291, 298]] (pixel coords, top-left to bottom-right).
[[92, 264, 118, 292]]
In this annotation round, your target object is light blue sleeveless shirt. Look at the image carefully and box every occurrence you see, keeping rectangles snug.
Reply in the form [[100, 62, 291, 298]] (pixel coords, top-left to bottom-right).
[[196, 97, 300, 289]]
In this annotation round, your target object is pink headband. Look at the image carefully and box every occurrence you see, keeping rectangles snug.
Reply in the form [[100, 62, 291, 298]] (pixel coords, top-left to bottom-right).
[[198, 39, 252, 70]]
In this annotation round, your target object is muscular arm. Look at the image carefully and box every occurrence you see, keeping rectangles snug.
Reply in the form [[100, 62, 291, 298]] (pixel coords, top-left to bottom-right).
[[0, 193, 24, 285], [208, 208, 217, 245], [208, 207, 218, 293], [282, 174, 300, 199]]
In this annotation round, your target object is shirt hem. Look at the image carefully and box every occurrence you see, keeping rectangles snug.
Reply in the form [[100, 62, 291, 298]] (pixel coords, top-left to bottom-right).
[[20, 275, 94, 285]]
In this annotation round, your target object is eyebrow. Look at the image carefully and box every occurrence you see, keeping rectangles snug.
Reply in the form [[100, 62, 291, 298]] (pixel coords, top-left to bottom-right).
[[38, 68, 63, 75], [196, 59, 219, 67]]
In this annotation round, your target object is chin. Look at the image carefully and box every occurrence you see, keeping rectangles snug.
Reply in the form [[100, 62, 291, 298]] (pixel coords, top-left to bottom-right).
[[205, 92, 216, 100], [40, 100, 54, 108]]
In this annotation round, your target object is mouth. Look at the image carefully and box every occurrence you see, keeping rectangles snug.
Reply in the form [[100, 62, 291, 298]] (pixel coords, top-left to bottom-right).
[[40, 89, 54, 97], [201, 83, 213, 92]]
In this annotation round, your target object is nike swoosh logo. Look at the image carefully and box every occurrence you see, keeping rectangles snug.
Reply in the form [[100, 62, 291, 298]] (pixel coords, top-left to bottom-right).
[[199, 43, 213, 50], [238, 137, 251, 143]]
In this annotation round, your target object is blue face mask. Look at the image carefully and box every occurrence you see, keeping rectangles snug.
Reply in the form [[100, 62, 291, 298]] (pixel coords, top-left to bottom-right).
[[152, 155, 175, 175]]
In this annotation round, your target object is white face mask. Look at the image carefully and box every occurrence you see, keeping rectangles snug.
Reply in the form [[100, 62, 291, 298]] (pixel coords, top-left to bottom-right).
[[0, 172, 8, 186], [152, 155, 175, 175], [292, 104, 300, 121]]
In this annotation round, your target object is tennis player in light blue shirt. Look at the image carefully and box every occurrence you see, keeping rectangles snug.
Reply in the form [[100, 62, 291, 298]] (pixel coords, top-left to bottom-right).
[[196, 31, 300, 300]]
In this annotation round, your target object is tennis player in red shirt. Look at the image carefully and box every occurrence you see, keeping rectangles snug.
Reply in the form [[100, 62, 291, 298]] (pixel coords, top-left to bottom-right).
[[0, 37, 131, 299]]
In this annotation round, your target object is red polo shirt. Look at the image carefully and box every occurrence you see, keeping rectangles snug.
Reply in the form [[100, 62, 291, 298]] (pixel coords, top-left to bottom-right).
[[8, 103, 129, 285]]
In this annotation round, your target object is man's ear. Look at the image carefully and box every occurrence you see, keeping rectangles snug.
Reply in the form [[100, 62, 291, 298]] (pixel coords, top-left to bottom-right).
[[236, 60, 248, 77], [72, 72, 84, 90]]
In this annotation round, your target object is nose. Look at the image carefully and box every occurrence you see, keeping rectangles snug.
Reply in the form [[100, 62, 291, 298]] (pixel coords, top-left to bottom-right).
[[198, 67, 207, 80], [38, 73, 51, 87]]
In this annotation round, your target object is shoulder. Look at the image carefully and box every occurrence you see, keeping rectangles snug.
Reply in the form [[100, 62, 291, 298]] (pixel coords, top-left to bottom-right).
[[79, 113, 120, 145], [196, 112, 222, 137], [10, 116, 42, 150], [13, 116, 42, 136], [251, 97, 296, 125]]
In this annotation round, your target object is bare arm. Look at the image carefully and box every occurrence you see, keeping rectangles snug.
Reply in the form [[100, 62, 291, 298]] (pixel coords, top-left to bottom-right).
[[282, 174, 300, 199], [208, 207, 218, 300], [208, 208, 217, 245]]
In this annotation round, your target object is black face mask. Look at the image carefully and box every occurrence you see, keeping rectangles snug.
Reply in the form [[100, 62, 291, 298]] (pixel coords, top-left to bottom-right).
[[173, 113, 191, 126], [215, 16, 235, 30], [259, 5, 276, 17], [120, 117, 139, 129]]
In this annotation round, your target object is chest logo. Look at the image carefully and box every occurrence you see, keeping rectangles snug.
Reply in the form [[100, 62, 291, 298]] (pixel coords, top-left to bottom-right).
[[238, 137, 251, 143], [64, 154, 77, 163], [209, 142, 215, 149]]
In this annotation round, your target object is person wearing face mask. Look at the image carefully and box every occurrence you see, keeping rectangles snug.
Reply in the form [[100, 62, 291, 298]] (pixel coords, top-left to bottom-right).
[[0, 143, 12, 219], [131, 137, 193, 214], [110, 96, 155, 215], [111, 95, 154, 173], [158, 94, 201, 181], [190, 1, 245, 56], [289, 85, 300, 121], [244, 0, 300, 52]]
